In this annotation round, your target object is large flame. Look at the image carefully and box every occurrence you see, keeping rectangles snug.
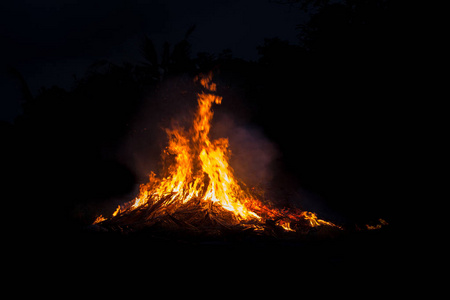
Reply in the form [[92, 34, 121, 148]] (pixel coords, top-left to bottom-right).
[[94, 73, 340, 232]]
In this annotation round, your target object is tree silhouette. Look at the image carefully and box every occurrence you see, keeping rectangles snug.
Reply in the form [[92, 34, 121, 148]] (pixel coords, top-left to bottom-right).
[[248, 0, 402, 223], [138, 25, 197, 78]]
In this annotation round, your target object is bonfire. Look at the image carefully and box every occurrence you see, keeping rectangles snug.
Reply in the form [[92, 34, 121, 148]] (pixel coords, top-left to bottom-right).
[[93, 73, 341, 233]]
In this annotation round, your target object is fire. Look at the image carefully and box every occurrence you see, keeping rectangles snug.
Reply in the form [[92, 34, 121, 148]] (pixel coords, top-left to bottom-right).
[[366, 218, 388, 230], [94, 72, 340, 232]]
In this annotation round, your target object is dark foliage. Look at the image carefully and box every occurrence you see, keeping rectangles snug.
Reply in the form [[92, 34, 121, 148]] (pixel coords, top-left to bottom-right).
[[257, 1, 403, 225]]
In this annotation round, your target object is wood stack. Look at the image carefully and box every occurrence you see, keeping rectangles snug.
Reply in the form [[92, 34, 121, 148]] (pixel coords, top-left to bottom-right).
[[95, 193, 340, 238]]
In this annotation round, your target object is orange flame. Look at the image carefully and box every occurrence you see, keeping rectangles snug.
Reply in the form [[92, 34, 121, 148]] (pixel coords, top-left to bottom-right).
[[94, 72, 340, 231]]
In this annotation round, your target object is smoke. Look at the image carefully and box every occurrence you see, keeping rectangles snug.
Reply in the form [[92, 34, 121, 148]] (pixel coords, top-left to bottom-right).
[[211, 113, 279, 190], [118, 75, 281, 199], [118, 75, 198, 181]]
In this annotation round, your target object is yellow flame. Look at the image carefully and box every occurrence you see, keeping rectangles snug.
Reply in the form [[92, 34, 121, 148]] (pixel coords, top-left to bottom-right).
[[93, 215, 106, 224]]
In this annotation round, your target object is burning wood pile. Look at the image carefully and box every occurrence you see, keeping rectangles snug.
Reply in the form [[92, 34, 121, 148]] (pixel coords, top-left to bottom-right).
[[93, 72, 341, 235]]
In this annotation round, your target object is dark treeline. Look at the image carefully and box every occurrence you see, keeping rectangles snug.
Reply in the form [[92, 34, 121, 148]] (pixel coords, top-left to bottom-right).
[[1, 0, 405, 231]]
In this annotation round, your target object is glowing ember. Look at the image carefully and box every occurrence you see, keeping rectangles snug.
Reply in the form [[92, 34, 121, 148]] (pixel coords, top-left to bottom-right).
[[366, 218, 389, 230], [94, 72, 341, 232]]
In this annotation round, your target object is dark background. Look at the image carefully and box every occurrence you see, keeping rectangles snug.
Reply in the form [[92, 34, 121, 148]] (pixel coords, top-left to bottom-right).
[[1, 0, 408, 233]]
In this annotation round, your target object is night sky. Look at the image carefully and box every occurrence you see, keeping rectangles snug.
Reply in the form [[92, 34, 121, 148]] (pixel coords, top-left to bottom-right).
[[1, 0, 305, 122]]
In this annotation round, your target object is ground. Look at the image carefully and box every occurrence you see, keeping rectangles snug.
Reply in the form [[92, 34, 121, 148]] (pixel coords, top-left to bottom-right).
[[69, 224, 397, 272], [10, 224, 399, 295]]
